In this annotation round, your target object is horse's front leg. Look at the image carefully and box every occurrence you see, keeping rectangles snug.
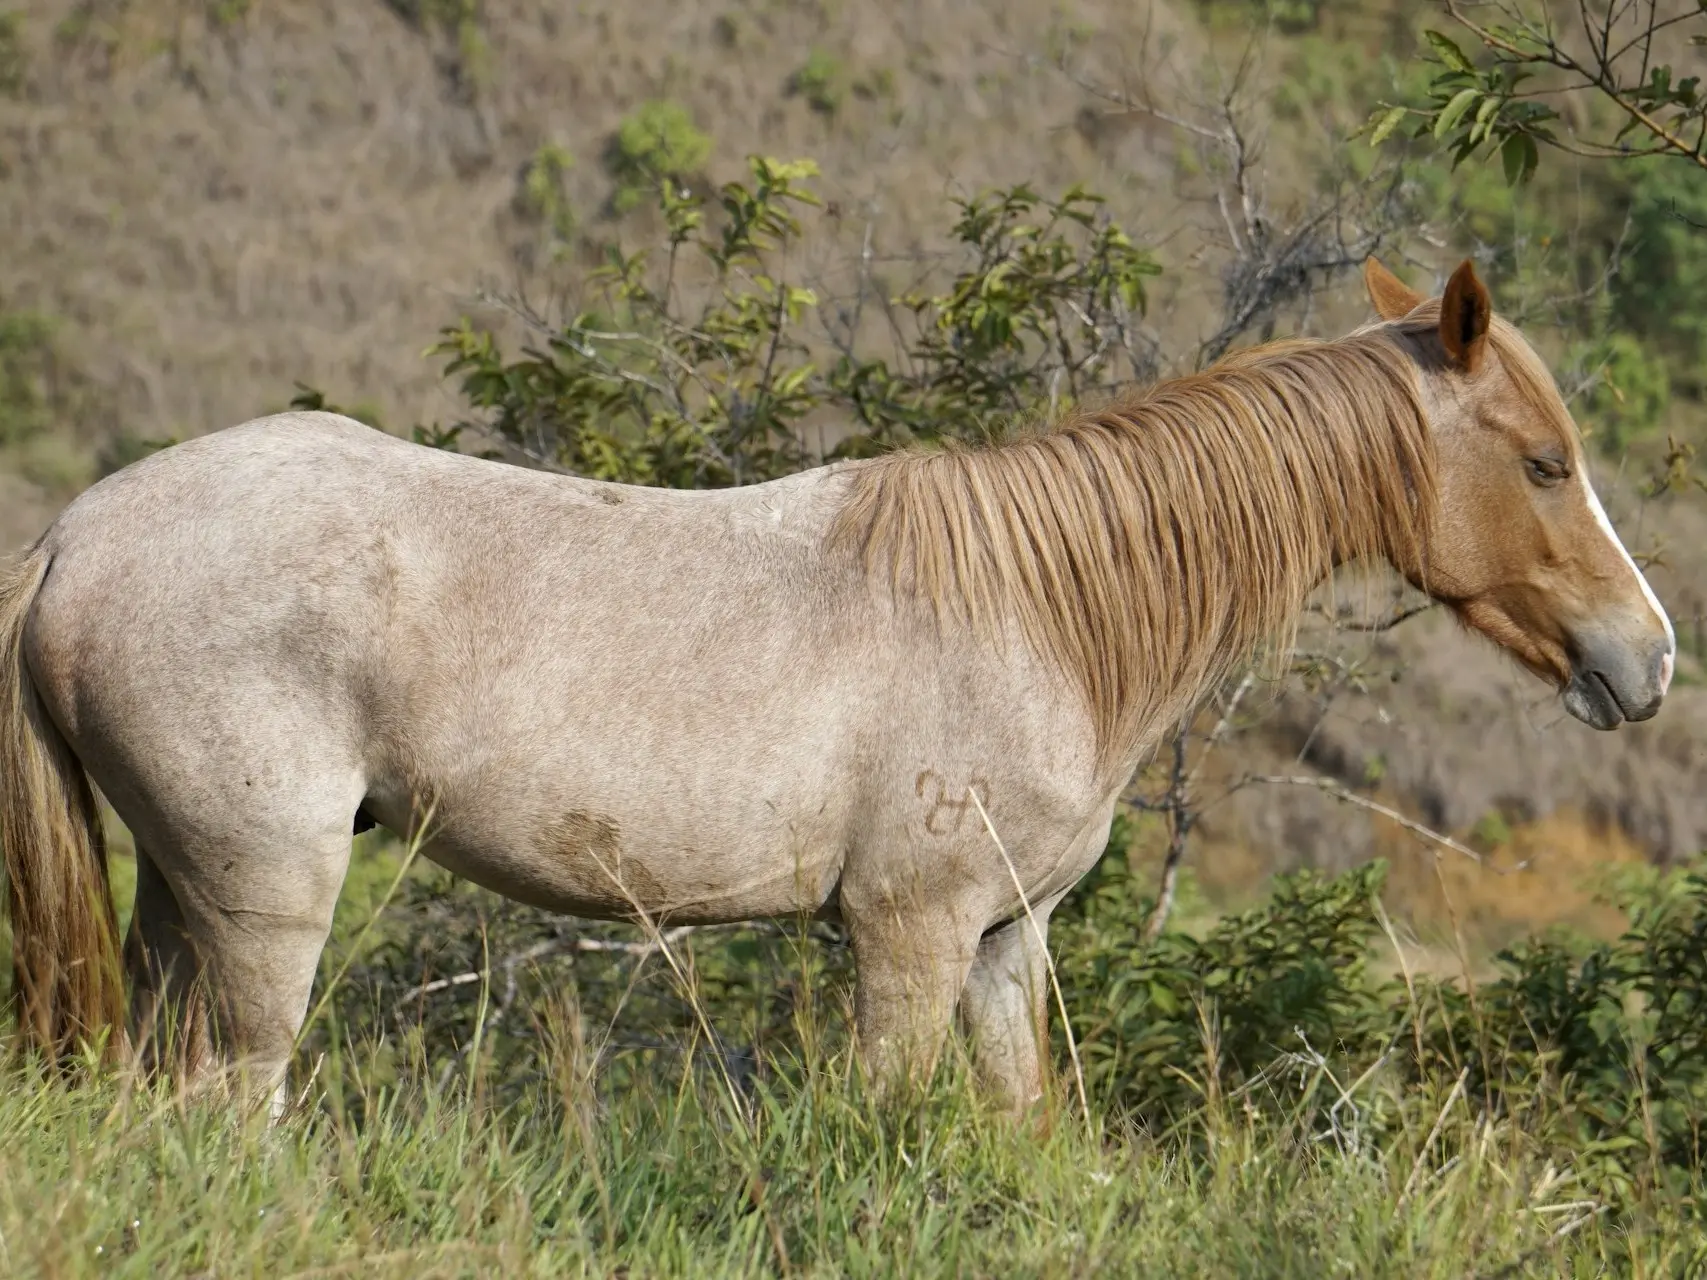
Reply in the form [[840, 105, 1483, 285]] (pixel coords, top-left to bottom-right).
[[958, 892, 1066, 1116], [846, 894, 983, 1098]]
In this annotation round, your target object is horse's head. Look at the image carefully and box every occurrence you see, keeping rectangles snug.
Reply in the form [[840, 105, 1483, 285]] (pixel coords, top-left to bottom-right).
[[1364, 255, 1674, 730]]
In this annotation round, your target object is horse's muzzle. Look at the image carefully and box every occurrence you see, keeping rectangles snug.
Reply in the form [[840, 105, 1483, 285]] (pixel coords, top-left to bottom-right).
[[1561, 631, 1672, 730]]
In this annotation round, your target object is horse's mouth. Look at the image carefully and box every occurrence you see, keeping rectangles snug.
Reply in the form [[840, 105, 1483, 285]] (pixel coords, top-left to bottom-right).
[[1561, 670, 1625, 731]]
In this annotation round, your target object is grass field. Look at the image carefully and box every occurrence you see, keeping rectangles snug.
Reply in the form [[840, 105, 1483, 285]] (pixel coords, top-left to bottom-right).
[[4, 830, 1705, 1277], [2, 1047, 1693, 1277], [8, 3, 1707, 1271]]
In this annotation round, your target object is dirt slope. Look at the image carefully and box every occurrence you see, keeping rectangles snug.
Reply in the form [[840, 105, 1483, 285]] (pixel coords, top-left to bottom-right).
[[2, 0, 1703, 917]]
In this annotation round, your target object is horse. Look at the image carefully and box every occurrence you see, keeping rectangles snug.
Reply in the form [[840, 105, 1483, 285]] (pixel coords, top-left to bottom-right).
[[0, 258, 1675, 1114]]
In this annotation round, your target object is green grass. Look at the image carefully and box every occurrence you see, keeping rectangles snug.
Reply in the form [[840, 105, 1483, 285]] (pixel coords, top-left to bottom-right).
[[2, 1037, 1697, 1276], [4, 831, 1706, 1276]]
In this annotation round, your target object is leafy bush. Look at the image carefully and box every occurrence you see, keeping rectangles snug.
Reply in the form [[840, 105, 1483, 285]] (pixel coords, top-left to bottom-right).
[[0, 10, 26, 97], [1050, 817, 1707, 1202], [1572, 330, 1670, 456], [790, 49, 844, 115], [604, 100, 712, 214], [516, 141, 576, 254], [1613, 162, 1707, 386], [1055, 832, 1390, 1132], [436, 156, 826, 485], [416, 159, 1159, 485]]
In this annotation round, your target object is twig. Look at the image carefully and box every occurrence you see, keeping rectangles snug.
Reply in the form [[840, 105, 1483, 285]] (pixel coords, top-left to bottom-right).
[[1444, 0, 1707, 171], [967, 787, 1092, 1133], [1142, 729, 1193, 943], [394, 927, 696, 1011], [1243, 774, 1529, 871], [1186, 671, 1256, 792], [1133, 673, 1258, 942], [1399, 1067, 1469, 1207], [1306, 601, 1440, 633]]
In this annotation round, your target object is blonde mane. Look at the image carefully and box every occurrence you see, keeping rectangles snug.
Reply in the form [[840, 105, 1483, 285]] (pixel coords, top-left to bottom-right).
[[830, 332, 1440, 771]]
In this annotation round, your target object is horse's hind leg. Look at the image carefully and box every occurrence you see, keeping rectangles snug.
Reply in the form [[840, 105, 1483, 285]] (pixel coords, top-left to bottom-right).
[[134, 797, 356, 1112], [125, 845, 213, 1078]]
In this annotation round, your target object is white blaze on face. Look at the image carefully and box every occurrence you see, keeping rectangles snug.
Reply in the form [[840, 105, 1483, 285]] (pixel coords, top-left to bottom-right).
[[1582, 470, 1677, 694]]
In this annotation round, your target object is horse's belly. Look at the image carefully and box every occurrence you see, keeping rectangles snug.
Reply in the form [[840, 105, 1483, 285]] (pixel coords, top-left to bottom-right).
[[409, 796, 847, 926]]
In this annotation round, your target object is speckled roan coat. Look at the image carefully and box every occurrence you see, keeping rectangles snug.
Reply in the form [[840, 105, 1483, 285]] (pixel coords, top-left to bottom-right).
[[0, 261, 1675, 1113]]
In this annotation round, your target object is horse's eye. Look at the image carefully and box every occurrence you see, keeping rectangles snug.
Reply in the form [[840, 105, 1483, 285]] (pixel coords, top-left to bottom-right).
[[1527, 457, 1568, 486]]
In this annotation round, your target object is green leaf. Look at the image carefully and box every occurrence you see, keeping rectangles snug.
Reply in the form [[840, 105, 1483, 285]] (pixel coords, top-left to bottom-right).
[[1424, 29, 1477, 74], [1500, 131, 1538, 185], [1469, 93, 1502, 143], [1369, 105, 1408, 147], [1434, 88, 1481, 140]]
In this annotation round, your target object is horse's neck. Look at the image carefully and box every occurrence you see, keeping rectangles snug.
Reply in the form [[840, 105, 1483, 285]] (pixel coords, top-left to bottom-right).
[[1095, 336, 1431, 762]]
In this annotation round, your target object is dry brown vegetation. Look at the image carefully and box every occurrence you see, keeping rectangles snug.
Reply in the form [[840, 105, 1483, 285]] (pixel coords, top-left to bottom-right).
[[3, 0, 1706, 941]]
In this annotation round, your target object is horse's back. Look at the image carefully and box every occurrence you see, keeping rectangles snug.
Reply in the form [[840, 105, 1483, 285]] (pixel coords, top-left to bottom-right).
[[22, 411, 1099, 929], [23, 414, 881, 912]]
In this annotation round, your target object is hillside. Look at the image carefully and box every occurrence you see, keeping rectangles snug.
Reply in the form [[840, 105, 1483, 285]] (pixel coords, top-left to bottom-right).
[[3, 0, 1706, 938]]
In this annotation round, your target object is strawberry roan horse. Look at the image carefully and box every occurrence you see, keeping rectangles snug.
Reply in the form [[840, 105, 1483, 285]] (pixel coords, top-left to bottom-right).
[[0, 260, 1675, 1112]]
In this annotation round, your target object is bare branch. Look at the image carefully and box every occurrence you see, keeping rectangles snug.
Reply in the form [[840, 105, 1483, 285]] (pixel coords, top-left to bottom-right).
[[1305, 601, 1441, 633], [1243, 774, 1530, 871], [1142, 729, 1194, 943], [1444, 0, 1707, 172], [396, 926, 696, 1012]]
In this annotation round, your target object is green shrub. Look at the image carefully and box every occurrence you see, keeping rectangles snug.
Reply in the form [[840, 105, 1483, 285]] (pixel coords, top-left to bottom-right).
[[790, 49, 844, 115], [1572, 330, 1670, 456], [1053, 825, 1707, 1202], [0, 10, 25, 96], [604, 100, 711, 213], [1055, 840, 1390, 1131], [426, 159, 1158, 484], [517, 141, 576, 250], [0, 310, 57, 449], [1613, 162, 1707, 386]]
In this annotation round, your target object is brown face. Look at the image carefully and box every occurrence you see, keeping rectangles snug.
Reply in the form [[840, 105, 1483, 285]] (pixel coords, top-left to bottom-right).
[[1365, 257, 1676, 730]]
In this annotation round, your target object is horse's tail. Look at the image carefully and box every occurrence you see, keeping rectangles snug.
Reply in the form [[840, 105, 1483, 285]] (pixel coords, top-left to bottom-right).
[[0, 546, 125, 1063]]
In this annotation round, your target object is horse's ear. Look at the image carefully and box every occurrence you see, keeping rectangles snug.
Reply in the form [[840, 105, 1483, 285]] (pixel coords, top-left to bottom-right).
[[1363, 256, 1422, 321], [1439, 258, 1491, 374]]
